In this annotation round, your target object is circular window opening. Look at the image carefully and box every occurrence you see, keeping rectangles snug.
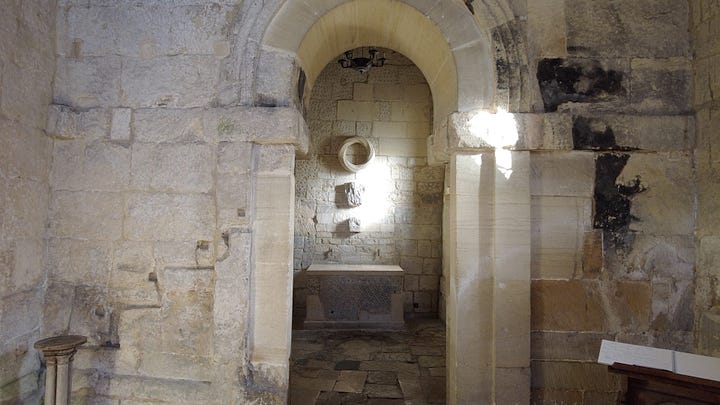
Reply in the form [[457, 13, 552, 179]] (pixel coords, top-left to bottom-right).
[[338, 136, 375, 172]]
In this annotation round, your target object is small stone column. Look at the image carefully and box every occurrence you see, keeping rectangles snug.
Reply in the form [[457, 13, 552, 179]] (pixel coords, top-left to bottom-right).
[[34, 335, 87, 405]]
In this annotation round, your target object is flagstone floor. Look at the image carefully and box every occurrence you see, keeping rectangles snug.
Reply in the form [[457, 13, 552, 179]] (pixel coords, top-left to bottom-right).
[[289, 319, 446, 405]]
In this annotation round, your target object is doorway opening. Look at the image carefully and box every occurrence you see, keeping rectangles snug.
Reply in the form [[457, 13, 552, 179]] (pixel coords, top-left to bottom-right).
[[289, 47, 446, 403]]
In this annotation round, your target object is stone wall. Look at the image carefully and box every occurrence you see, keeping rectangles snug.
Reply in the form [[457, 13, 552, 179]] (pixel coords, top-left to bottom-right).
[[43, 1, 305, 403], [526, 0, 695, 402], [294, 49, 444, 318], [691, 0, 720, 356], [0, 0, 57, 402], [0, 0, 710, 403]]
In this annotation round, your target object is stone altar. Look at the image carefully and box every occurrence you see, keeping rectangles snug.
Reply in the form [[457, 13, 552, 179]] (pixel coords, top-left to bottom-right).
[[304, 264, 404, 329]]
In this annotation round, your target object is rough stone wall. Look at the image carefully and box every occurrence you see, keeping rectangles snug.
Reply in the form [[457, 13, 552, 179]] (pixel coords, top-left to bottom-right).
[[294, 49, 444, 317], [0, 1, 57, 402], [691, 0, 720, 356], [42, 1, 302, 403], [526, 0, 695, 402]]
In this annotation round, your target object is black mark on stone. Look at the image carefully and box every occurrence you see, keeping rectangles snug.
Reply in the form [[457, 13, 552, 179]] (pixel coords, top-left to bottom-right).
[[572, 116, 636, 151], [297, 69, 306, 107], [594, 153, 645, 247], [537, 58, 624, 112], [335, 360, 361, 370]]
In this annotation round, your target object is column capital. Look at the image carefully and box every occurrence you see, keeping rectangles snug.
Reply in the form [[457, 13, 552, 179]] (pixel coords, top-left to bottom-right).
[[34, 335, 87, 358]]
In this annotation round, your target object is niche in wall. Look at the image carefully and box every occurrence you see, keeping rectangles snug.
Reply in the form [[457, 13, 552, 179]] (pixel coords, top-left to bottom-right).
[[293, 48, 444, 322]]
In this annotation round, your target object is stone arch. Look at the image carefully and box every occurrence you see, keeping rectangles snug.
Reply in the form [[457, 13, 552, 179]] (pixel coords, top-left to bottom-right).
[[256, 0, 496, 160], [238, 1, 532, 403]]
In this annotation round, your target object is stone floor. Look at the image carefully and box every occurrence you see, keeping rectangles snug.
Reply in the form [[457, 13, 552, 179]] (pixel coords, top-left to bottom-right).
[[289, 319, 446, 405]]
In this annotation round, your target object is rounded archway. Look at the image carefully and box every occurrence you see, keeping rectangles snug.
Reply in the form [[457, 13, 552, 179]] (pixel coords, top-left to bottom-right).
[[258, 0, 496, 161], [244, 1, 531, 403]]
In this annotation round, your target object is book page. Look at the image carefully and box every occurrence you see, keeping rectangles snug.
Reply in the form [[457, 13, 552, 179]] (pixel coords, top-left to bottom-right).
[[598, 340, 674, 372], [675, 351, 720, 382]]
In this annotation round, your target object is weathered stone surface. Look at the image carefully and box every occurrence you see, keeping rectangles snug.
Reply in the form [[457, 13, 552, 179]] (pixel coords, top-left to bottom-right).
[[61, 3, 234, 58], [131, 143, 213, 193], [531, 196, 589, 279], [619, 152, 694, 236], [530, 151, 594, 197], [566, 0, 690, 58], [48, 238, 112, 286], [49, 190, 124, 240], [0, 121, 52, 180], [629, 58, 692, 114], [109, 108, 132, 142], [125, 193, 214, 241], [531, 280, 604, 331], [46, 105, 110, 140], [531, 360, 620, 391], [54, 56, 122, 108], [121, 56, 220, 108], [132, 108, 206, 143], [51, 140, 130, 191]]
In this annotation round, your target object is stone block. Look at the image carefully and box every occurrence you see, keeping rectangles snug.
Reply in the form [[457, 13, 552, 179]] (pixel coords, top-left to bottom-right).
[[353, 83, 373, 101], [530, 151, 594, 197], [620, 152, 694, 236], [581, 114, 694, 151], [565, 0, 690, 58], [307, 100, 337, 121], [4, 240, 44, 296], [532, 331, 614, 361], [204, 107, 306, 148], [0, 120, 52, 180], [90, 373, 216, 403], [629, 58, 692, 114], [528, 0, 567, 58], [1, 178, 49, 240], [121, 56, 219, 108], [419, 275, 439, 291], [51, 140, 130, 191], [132, 108, 206, 143], [62, 3, 232, 58], [138, 352, 212, 381], [530, 196, 584, 280], [698, 312, 720, 356], [373, 121, 406, 138], [390, 102, 431, 122], [403, 84, 431, 103], [125, 193, 214, 241], [531, 280, 604, 331], [46, 105, 110, 140], [54, 56, 122, 108], [254, 49, 297, 107], [495, 368, 531, 405], [48, 238, 112, 286], [42, 281, 75, 338], [374, 84, 402, 101], [0, 289, 42, 342], [337, 100, 375, 121], [255, 144, 296, 174], [581, 230, 603, 277], [378, 138, 426, 157], [0, 59, 54, 127], [159, 267, 214, 356], [531, 388, 583, 404], [531, 360, 620, 391], [109, 108, 132, 142], [49, 190, 123, 240], [612, 280, 651, 330], [131, 143, 213, 193]]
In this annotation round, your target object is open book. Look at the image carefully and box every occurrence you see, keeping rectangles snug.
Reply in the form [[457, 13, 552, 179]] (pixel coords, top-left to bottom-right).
[[598, 340, 720, 382]]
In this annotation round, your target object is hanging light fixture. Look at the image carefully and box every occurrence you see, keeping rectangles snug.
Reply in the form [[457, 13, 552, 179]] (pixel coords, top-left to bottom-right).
[[338, 48, 386, 73]]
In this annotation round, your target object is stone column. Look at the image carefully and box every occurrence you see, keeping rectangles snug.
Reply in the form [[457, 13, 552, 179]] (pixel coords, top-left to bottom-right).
[[34, 335, 87, 405]]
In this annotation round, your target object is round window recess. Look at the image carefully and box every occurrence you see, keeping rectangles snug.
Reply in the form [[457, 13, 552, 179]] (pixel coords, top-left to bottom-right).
[[338, 136, 375, 172]]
